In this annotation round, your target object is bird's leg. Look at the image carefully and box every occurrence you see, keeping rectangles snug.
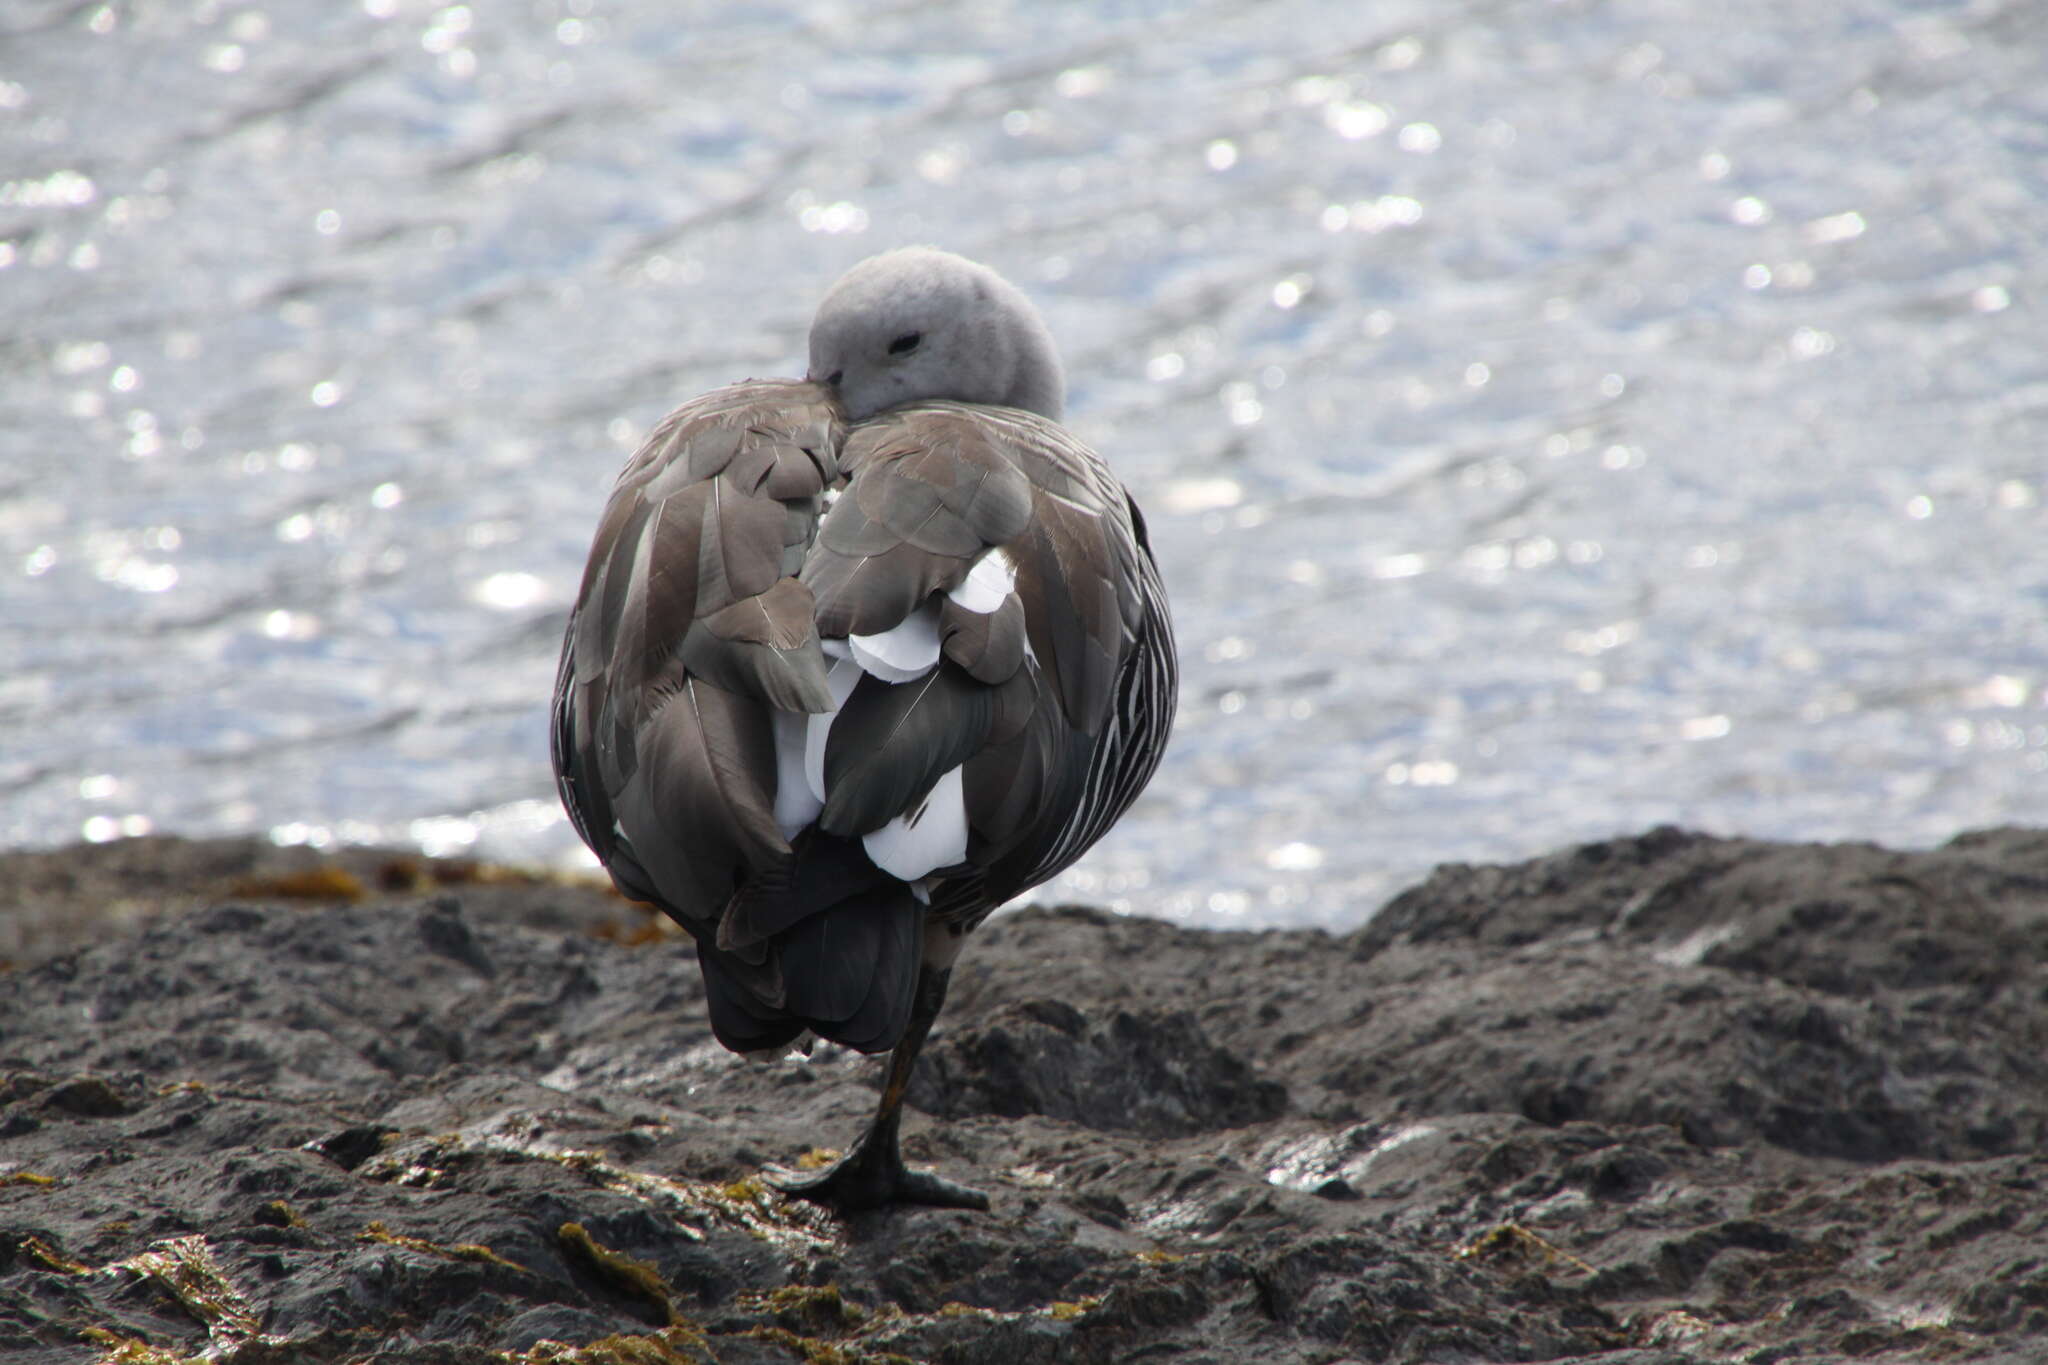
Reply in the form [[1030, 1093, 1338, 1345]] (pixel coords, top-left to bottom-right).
[[773, 963, 989, 1212]]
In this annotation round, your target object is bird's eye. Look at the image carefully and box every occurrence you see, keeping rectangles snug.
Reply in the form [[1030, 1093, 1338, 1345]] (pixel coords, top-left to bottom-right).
[[887, 332, 922, 356]]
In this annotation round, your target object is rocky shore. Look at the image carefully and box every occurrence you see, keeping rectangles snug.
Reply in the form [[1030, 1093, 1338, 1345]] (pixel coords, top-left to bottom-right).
[[3, 826, 2045, 1363]]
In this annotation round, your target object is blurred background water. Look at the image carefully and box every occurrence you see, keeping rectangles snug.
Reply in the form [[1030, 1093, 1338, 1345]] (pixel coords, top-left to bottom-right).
[[2, 0, 2043, 930]]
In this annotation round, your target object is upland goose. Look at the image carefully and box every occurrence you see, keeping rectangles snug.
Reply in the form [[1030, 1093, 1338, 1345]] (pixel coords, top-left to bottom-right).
[[551, 247, 1176, 1211]]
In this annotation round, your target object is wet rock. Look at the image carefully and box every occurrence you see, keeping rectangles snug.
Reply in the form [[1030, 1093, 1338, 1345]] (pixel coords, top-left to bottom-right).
[[0, 827, 2044, 1362], [307, 1124, 400, 1171], [36, 1075, 138, 1119], [912, 999, 1287, 1136]]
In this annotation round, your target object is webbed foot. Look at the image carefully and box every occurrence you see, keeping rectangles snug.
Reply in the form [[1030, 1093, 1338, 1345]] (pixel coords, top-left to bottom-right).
[[770, 1138, 989, 1212]]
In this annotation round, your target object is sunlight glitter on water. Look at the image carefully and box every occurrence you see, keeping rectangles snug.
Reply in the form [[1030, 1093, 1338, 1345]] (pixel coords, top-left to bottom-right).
[[472, 572, 549, 611], [3, 0, 2045, 929]]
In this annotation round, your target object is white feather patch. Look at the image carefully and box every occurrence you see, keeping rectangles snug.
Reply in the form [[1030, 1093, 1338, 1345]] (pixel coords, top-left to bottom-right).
[[804, 656, 865, 804], [947, 547, 1017, 614], [848, 602, 942, 682], [770, 708, 820, 839], [862, 765, 968, 880]]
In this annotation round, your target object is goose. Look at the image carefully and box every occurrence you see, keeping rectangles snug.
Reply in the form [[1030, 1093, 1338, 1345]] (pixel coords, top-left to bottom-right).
[[550, 247, 1176, 1211]]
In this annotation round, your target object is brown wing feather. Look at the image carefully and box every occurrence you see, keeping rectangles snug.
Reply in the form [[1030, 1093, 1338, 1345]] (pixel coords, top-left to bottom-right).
[[552, 384, 1174, 1054], [800, 400, 1165, 918], [551, 379, 841, 931], [800, 410, 1033, 638], [821, 664, 995, 836], [939, 593, 1026, 684], [613, 677, 785, 922]]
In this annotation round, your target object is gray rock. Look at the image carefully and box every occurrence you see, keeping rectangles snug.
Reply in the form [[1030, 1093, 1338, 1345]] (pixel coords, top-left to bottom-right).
[[1, 828, 2045, 1361]]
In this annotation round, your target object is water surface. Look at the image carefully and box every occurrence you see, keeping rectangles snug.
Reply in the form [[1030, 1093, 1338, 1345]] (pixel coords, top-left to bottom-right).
[[3, 0, 2044, 929]]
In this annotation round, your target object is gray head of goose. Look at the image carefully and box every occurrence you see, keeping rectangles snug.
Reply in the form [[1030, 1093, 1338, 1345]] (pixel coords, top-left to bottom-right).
[[806, 247, 1066, 423]]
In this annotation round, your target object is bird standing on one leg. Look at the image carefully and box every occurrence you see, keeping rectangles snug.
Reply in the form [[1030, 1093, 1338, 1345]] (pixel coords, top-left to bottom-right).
[[550, 247, 1177, 1212]]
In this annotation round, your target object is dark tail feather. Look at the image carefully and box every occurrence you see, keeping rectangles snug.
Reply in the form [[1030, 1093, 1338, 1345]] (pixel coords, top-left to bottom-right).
[[695, 885, 923, 1056], [602, 836, 664, 909], [698, 946, 806, 1053], [718, 829, 890, 953], [780, 885, 922, 1053]]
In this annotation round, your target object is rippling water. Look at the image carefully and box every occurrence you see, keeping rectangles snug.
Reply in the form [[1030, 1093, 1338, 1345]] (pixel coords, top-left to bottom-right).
[[4, 0, 2044, 929]]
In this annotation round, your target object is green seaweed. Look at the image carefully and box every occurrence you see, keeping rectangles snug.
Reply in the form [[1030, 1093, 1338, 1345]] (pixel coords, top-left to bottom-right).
[[557, 1221, 678, 1326], [740, 1325, 917, 1365], [253, 1200, 305, 1229], [358, 1219, 529, 1272], [510, 1323, 713, 1364], [81, 1327, 203, 1364], [22, 1235, 91, 1274], [734, 1281, 869, 1332], [122, 1236, 266, 1343], [1453, 1221, 1596, 1275]]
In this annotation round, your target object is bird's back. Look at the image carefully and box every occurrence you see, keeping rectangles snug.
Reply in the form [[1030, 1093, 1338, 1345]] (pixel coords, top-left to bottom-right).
[[552, 379, 1175, 1057]]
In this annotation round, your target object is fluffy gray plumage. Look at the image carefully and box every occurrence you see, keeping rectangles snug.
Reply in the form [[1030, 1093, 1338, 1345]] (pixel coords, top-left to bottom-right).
[[550, 248, 1175, 1209], [807, 247, 1065, 422]]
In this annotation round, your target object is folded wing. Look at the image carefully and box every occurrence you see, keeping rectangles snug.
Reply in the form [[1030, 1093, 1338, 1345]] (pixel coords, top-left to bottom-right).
[[551, 380, 840, 924], [552, 387, 1176, 1055], [803, 401, 1175, 927]]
